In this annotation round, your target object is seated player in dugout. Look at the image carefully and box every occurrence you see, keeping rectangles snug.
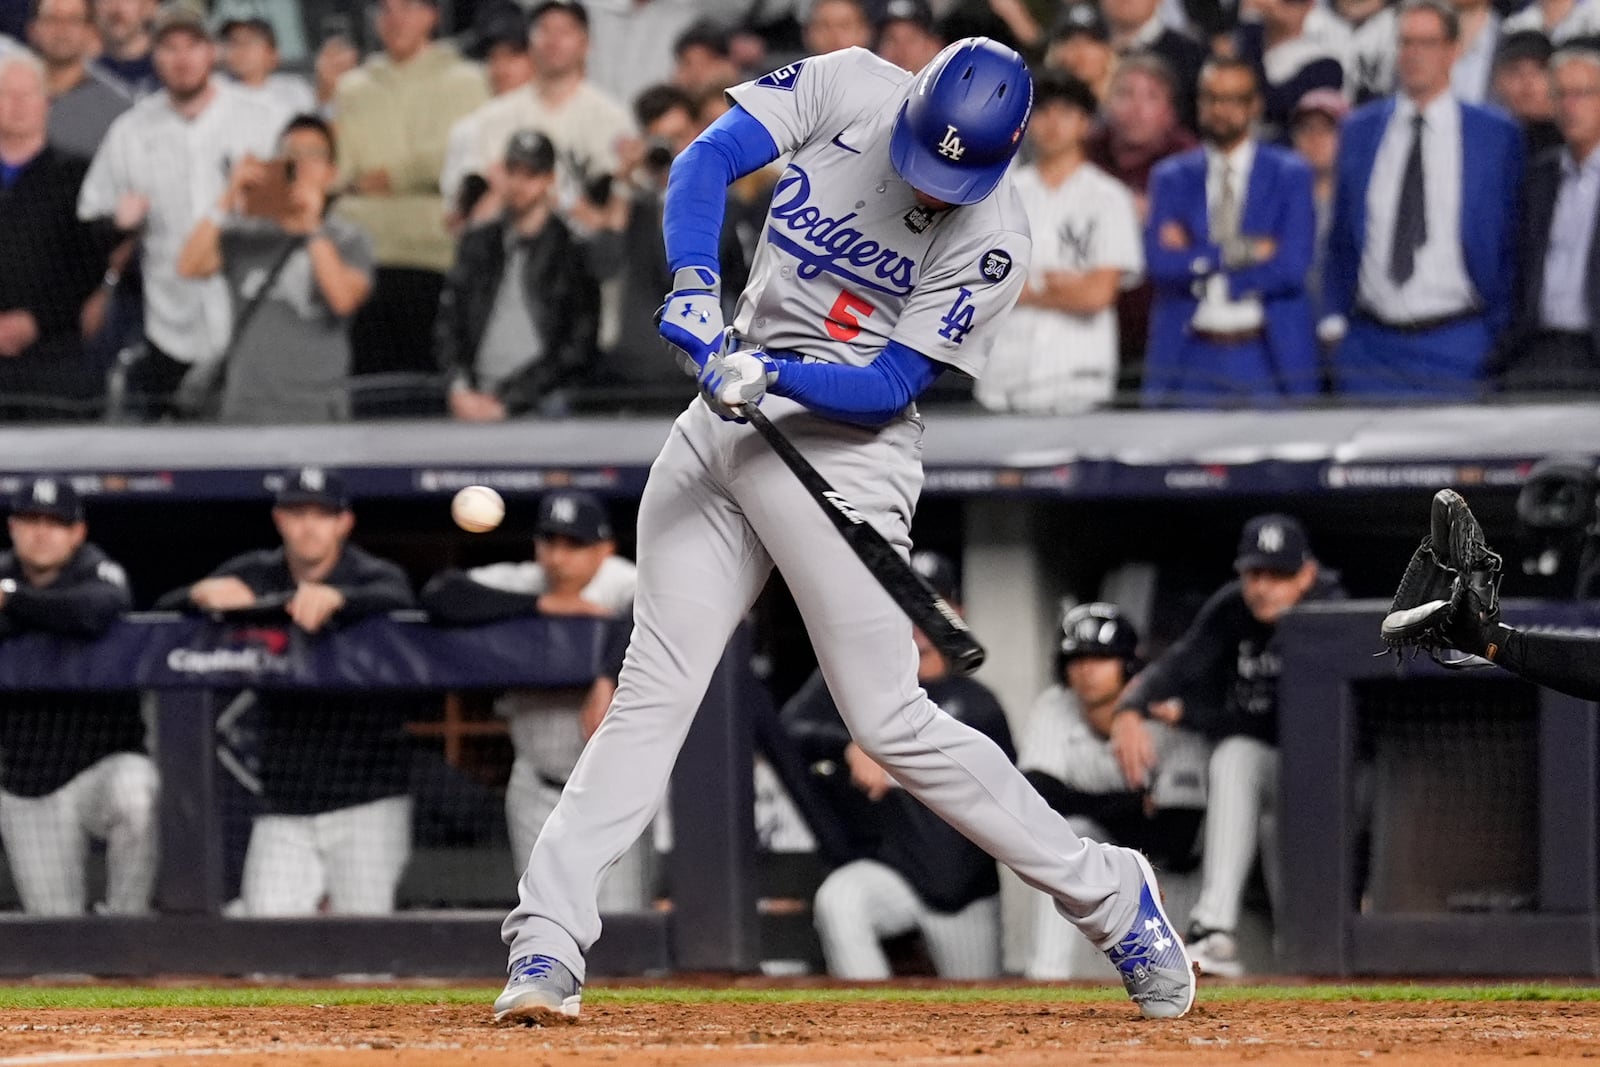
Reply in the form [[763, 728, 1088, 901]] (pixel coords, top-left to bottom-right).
[[781, 552, 1015, 980], [0, 477, 154, 916], [1109, 513, 1345, 977], [421, 490, 653, 910], [1017, 602, 1208, 980], [155, 467, 417, 916]]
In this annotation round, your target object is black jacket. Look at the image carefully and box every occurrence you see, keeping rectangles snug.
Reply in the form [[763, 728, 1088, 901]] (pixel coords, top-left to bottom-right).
[[1140, 29, 1208, 133], [0, 146, 118, 414], [436, 212, 600, 413], [156, 544, 417, 815], [0, 542, 141, 797], [781, 668, 1016, 914], [0, 147, 113, 349], [1506, 146, 1600, 363], [419, 568, 539, 626], [1119, 570, 1346, 745], [592, 189, 750, 392]]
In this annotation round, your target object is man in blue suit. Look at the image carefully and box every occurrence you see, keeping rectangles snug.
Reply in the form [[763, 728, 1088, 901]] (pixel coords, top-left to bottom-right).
[[1323, 0, 1524, 397], [1143, 57, 1318, 407]]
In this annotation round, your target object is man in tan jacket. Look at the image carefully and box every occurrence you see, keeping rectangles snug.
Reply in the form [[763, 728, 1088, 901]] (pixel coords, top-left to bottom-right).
[[334, 0, 487, 416], [466, 0, 633, 219]]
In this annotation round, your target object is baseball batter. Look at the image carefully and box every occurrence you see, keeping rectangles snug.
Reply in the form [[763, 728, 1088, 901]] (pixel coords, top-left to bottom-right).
[[495, 39, 1195, 1023]]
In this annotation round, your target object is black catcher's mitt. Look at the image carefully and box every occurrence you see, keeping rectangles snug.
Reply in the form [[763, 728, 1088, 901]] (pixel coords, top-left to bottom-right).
[[1380, 489, 1504, 663]]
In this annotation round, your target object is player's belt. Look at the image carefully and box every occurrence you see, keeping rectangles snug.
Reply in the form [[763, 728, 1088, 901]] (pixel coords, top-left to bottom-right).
[[1354, 304, 1481, 334], [1189, 327, 1264, 346]]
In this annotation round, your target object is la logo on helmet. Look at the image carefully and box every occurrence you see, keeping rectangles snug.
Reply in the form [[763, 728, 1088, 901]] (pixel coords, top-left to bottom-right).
[[937, 125, 965, 161]]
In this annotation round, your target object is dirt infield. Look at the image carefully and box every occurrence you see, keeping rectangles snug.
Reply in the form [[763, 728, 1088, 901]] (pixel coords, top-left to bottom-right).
[[5, 993, 1600, 1066]]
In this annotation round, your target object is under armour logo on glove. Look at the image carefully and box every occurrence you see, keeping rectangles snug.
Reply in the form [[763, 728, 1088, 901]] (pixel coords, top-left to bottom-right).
[[658, 267, 726, 371], [937, 125, 966, 161]]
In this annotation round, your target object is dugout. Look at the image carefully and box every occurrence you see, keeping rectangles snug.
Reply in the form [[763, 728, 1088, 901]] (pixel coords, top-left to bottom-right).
[[0, 404, 1597, 977]]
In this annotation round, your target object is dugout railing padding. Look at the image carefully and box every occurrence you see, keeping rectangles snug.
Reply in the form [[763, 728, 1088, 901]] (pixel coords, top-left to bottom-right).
[[0, 613, 761, 978]]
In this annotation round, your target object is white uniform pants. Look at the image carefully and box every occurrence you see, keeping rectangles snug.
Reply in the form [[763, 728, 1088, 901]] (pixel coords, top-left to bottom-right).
[[814, 858, 1001, 979], [503, 399, 1142, 980], [239, 795, 412, 916], [0, 752, 159, 916], [1190, 735, 1279, 933]]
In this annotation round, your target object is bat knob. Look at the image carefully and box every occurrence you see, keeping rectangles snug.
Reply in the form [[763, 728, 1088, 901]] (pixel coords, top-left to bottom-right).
[[950, 645, 987, 676]]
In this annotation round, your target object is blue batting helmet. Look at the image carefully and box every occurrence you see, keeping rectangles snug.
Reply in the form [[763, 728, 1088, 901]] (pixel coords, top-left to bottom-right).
[[889, 37, 1033, 206]]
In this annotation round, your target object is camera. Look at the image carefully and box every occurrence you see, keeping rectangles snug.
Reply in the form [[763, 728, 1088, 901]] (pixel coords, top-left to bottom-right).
[[643, 137, 675, 173], [583, 173, 614, 207], [1515, 456, 1600, 597]]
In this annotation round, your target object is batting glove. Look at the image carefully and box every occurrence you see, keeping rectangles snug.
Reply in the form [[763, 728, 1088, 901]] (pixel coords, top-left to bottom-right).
[[699, 348, 778, 422], [657, 267, 726, 371]]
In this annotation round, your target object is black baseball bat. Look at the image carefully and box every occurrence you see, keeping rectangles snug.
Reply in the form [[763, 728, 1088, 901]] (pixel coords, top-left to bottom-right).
[[742, 403, 987, 675]]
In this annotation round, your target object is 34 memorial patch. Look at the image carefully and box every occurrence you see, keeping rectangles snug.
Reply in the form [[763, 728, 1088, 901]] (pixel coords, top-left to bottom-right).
[[979, 249, 1012, 283]]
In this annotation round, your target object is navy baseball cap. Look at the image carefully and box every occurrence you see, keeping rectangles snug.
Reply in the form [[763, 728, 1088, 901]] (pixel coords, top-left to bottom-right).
[[1051, 3, 1108, 44], [274, 466, 349, 510], [879, 0, 934, 31], [9, 477, 83, 523], [536, 491, 613, 544], [911, 550, 958, 602], [530, 0, 588, 29], [504, 129, 556, 172], [1234, 514, 1311, 574], [217, 14, 277, 46], [465, 1, 528, 58]]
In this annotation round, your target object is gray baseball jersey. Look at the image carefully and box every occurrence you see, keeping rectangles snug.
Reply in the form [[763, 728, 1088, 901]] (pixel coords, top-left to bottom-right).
[[726, 48, 1032, 376], [500, 46, 1152, 988]]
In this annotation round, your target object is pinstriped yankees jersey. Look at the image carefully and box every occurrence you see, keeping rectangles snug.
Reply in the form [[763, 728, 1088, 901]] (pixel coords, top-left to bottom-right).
[[725, 47, 1032, 378]]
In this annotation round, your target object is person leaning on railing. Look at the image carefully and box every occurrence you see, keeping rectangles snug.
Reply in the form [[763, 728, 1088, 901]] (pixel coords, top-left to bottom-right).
[[154, 468, 418, 917]]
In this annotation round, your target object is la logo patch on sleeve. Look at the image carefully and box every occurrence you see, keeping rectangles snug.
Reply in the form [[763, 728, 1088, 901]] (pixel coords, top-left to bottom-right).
[[979, 249, 1012, 283], [756, 60, 806, 91]]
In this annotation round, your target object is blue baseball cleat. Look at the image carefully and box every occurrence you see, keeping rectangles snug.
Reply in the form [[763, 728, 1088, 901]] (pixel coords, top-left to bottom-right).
[[1104, 849, 1198, 1019], [493, 954, 583, 1024]]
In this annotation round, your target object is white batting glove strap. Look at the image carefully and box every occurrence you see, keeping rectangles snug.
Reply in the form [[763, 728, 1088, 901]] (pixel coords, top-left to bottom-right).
[[658, 267, 725, 370], [698, 349, 778, 421]]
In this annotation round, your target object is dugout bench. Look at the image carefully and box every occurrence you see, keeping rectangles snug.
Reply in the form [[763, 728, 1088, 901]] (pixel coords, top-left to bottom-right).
[[0, 614, 763, 977]]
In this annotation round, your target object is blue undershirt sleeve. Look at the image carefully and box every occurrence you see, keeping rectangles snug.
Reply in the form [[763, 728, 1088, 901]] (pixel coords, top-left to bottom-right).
[[768, 340, 944, 427], [664, 106, 780, 276]]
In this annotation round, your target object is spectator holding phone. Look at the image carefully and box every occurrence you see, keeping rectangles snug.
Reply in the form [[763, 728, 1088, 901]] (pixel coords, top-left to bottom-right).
[[176, 114, 374, 423]]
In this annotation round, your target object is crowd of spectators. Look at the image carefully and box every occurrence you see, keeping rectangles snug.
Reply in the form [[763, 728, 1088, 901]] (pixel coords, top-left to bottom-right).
[[2, 0, 1600, 420]]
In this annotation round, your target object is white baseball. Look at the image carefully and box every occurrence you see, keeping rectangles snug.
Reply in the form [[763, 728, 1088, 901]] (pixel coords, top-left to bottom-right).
[[451, 485, 505, 533]]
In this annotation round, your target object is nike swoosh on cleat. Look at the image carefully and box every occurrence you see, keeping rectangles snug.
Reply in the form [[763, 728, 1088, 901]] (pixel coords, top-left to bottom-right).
[[830, 131, 861, 154]]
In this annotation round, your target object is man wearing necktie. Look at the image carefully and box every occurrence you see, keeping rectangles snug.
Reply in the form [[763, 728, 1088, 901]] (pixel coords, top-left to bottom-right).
[[1323, 0, 1525, 397], [1500, 47, 1600, 391], [1143, 58, 1318, 406]]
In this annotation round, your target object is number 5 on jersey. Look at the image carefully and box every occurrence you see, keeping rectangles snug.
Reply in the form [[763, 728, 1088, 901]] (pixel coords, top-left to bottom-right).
[[825, 290, 875, 342]]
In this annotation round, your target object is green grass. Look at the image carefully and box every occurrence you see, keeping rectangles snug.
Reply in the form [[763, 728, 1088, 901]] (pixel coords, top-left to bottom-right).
[[2, 983, 1600, 1011]]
